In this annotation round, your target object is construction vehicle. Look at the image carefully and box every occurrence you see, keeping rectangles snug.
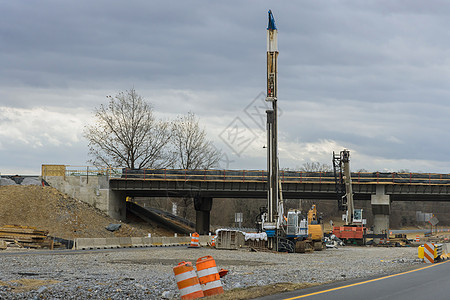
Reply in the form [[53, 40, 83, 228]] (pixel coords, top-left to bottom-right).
[[291, 205, 324, 253], [332, 149, 366, 245], [257, 204, 324, 253]]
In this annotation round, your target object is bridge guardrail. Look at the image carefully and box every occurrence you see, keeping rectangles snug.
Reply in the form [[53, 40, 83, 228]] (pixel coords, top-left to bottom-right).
[[42, 165, 450, 185], [118, 168, 450, 185]]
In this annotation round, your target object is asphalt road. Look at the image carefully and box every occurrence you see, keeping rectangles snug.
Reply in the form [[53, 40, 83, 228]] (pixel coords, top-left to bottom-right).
[[258, 260, 450, 300]]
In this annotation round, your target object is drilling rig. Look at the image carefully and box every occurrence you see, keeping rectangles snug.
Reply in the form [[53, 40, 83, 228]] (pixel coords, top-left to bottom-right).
[[260, 10, 324, 253], [332, 150, 366, 245]]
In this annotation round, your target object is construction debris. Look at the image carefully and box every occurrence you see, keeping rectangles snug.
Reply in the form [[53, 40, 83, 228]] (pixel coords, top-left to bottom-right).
[[324, 234, 345, 248], [388, 234, 412, 247], [0, 225, 54, 249], [106, 223, 122, 232], [0, 240, 6, 250]]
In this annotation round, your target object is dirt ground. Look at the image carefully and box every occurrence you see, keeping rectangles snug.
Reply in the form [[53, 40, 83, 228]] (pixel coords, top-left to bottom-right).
[[0, 185, 173, 240]]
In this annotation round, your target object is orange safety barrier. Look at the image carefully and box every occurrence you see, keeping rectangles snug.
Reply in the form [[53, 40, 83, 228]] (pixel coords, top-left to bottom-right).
[[415, 235, 420, 242], [189, 232, 200, 248], [173, 261, 204, 300], [423, 243, 435, 264], [196, 255, 224, 296]]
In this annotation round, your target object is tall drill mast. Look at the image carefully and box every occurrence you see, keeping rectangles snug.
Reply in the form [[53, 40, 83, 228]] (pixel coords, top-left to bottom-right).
[[265, 10, 280, 249], [341, 150, 354, 225]]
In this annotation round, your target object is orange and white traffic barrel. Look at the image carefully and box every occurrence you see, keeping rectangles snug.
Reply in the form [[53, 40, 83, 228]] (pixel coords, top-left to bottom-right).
[[189, 232, 200, 248], [196, 255, 224, 296], [415, 235, 420, 242], [173, 261, 204, 300]]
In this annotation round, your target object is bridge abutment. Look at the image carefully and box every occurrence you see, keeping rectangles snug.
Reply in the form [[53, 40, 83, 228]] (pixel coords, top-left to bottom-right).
[[194, 196, 212, 234], [109, 190, 127, 221], [371, 185, 390, 243]]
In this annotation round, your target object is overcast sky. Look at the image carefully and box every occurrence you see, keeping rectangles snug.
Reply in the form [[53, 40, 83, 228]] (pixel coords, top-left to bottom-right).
[[2, 1, 450, 175]]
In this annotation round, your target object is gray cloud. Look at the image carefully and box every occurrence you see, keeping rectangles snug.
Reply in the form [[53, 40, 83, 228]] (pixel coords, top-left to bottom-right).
[[1, 1, 450, 173]]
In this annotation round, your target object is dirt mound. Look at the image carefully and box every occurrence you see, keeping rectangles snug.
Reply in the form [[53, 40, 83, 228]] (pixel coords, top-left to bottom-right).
[[0, 185, 167, 240]]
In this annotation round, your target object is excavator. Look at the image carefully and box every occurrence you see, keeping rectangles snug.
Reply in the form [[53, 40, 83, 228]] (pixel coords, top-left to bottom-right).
[[332, 149, 366, 245], [292, 205, 324, 253]]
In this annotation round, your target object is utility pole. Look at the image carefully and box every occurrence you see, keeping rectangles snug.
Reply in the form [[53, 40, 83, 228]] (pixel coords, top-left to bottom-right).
[[265, 10, 279, 250]]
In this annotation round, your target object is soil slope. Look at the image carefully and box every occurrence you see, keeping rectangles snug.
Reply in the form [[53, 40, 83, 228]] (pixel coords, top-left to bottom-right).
[[0, 185, 168, 240]]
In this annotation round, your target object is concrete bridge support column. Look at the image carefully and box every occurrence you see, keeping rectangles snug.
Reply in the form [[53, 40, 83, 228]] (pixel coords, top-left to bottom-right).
[[194, 196, 212, 235], [109, 190, 127, 221], [371, 185, 390, 243]]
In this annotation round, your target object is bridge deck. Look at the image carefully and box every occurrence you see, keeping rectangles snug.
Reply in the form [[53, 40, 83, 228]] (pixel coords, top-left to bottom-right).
[[107, 169, 450, 201]]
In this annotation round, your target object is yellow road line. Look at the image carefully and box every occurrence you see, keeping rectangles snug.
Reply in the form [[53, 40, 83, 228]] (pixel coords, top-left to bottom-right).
[[284, 260, 449, 300]]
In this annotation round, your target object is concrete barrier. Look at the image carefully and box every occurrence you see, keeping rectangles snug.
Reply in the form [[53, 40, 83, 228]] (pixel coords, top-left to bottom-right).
[[152, 237, 163, 246], [119, 237, 132, 247], [74, 238, 94, 250], [131, 237, 144, 247], [106, 238, 120, 248], [93, 238, 107, 248], [73, 235, 212, 250], [143, 237, 152, 246]]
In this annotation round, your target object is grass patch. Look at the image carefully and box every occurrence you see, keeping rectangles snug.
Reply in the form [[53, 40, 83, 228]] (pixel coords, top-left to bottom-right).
[[3, 279, 60, 293], [207, 282, 323, 300]]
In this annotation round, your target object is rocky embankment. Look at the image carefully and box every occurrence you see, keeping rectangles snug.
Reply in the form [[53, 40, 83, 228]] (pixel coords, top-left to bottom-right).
[[0, 246, 420, 299]]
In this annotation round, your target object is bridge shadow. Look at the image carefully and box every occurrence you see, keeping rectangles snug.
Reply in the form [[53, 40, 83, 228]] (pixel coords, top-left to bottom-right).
[[126, 201, 194, 235]]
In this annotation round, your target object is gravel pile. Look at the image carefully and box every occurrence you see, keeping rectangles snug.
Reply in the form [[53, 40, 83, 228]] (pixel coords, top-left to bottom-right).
[[0, 177, 41, 186], [0, 246, 420, 299]]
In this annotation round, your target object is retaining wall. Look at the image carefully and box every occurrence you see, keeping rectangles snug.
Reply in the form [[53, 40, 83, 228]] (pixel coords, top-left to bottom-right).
[[42, 175, 125, 220]]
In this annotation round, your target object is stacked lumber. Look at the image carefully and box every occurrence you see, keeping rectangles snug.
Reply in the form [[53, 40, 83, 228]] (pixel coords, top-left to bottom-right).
[[0, 225, 54, 249]]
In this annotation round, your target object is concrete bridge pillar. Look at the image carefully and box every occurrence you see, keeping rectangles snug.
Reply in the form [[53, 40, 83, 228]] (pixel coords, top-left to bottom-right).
[[194, 196, 212, 235], [109, 190, 127, 221], [371, 185, 390, 243]]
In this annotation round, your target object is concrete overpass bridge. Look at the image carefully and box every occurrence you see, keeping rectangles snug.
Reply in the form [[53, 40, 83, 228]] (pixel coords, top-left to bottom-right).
[[43, 166, 450, 235], [109, 169, 450, 201]]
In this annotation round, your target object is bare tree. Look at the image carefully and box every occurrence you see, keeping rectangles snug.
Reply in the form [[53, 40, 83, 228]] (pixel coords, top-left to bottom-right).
[[171, 112, 221, 170], [84, 89, 173, 169], [300, 162, 332, 172]]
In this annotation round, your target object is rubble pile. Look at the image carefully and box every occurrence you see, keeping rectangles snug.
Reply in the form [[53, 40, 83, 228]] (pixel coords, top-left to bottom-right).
[[0, 185, 152, 241]]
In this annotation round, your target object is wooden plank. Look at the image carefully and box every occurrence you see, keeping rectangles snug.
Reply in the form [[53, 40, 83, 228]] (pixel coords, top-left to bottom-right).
[[0, 227, 48, 235]]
